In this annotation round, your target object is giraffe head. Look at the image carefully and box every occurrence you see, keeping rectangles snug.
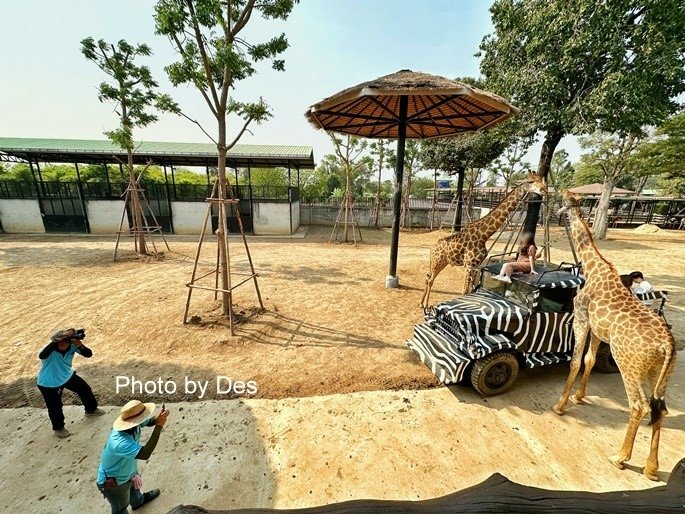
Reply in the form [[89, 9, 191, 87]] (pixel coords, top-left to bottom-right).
[[522, 173, 545, 196], [557, 190, 582, 215]]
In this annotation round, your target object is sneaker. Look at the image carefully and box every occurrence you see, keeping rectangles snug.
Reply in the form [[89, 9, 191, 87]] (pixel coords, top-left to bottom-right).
[[493, 275, 511, 283], [132, 489, 160, 510], [54, 428, 71, 438], [86, 408, 106, 417]]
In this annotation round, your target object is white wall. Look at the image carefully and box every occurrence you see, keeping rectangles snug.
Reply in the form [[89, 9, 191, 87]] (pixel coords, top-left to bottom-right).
[[0, 199, 45, 233], [253, 202, 292, 235], [171, 201, 211, 235], [86, 200, 128, 234]]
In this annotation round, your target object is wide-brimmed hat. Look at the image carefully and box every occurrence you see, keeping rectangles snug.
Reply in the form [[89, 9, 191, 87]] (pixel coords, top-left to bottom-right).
[[112, 400, 156, 431], [50, 328, 74, 342]]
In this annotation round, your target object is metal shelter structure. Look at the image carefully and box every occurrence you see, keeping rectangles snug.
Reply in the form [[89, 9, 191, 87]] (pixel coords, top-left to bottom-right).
[[0, 137, 314, 235]]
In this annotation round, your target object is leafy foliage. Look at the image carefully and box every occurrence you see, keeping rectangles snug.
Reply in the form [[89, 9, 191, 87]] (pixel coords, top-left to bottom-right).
[[80, 38, 177, 152], [154, 0, 296, 153], [479, 0, 685, 232]]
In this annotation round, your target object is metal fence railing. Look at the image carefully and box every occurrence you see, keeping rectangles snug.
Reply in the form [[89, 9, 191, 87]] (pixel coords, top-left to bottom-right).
[[0, 180, 301, 203]]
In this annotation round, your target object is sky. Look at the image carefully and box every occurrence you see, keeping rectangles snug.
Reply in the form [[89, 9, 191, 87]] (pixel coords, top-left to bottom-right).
[[0, 0, 581, 180]]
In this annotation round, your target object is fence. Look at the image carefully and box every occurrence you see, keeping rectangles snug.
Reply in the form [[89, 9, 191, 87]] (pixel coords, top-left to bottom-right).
[[0, 180, 302, 235]]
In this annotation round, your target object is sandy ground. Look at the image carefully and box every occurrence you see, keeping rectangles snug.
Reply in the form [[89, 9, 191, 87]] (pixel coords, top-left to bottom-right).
[[1, 226, 684, 408], [1, 356, 685, 513]]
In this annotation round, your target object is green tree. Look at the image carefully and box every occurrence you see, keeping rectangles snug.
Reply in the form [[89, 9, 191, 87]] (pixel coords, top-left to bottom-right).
[[243, 168, 287, 187], [155, 0, 295, 316], [633, 110, 685, 196], [38, 164, 78, 182], [2, 164, 33, 181], [574, 132, 643, 238], [479, 0, 685, 234], [388, 140, 421, 227], [549, 150, 574, 191], [173, 168, 208, 185], [411, 177, 434, 200], [81, 37, 177, 255], [369, 139, 391, 227], [486, 140, 531, 190]]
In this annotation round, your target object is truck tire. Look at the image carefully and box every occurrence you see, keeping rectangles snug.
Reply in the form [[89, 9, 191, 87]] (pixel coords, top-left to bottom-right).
[[594, 343, 620, 374], [471, 351, 519, 397]]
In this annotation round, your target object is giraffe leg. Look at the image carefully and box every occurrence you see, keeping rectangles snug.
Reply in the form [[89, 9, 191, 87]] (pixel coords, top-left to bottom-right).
[[553, 315, 590, 415], [609, 378, 649, 471], [643, 357, 672, 481], [643, 410, 664, 481], [571, 333, 601, 405]]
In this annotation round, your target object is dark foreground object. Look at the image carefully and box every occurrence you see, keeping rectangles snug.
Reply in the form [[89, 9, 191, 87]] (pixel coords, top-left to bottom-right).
[[168, 458, 685, 514]]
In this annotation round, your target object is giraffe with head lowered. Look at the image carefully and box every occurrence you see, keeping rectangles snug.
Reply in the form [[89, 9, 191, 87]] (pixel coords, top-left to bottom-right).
[[553, 190, 676, 481], [419, 173, 545, 308]]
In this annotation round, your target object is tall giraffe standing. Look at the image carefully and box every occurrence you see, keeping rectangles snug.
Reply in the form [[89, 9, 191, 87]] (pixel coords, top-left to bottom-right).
[[420, 174, 545, 308], [553, 190, 676, 481]]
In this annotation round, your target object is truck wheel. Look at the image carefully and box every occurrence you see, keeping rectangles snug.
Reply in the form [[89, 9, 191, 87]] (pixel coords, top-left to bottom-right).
[[471, 352, 519, 397], [594, 343, 619, 374]]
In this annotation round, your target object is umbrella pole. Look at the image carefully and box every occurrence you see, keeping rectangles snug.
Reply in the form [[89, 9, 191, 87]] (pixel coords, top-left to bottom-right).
[[386, 95, 408, 288]]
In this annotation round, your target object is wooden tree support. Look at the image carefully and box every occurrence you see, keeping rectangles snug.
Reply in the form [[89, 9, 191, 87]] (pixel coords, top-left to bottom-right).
[[168, 457, 685, 513], [113, 179, 171, 261], [183, 178, 264, 336], [329, 192, 363, 244]]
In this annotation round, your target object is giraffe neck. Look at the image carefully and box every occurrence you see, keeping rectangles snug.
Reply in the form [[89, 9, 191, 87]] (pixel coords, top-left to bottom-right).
[[567, 206, 614, 277], [475, 183, 531, 241]]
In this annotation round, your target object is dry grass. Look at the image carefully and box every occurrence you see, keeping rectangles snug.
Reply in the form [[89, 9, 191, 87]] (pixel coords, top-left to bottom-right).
[[1, 225, 683, 408]]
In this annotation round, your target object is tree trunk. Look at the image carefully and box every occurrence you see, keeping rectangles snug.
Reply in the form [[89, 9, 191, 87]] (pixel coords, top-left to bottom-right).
[[522, 129, 564, 234], [402, 168, 412, 229], [128, 149, 147, 255], [592, 175, 618, 240], [216, 120, 232, 318], [374, 147, 384, 228]]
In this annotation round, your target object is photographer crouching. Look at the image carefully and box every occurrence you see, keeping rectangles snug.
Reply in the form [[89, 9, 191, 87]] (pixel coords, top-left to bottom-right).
[[37, 327, 104, 437]]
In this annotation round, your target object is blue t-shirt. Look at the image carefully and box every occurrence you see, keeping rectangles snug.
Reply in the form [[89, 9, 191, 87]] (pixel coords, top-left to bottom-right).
[[37, 343, 80, 387], [97, 427, 144, 484]]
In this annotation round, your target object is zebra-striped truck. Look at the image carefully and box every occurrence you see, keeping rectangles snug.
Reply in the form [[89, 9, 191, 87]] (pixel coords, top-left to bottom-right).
[[407, 262, 664, 396]]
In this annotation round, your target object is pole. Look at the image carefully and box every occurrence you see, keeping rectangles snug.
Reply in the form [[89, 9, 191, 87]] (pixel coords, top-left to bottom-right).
[[103, 159, 112, 198], [453, 169, 465, 232], [74, 163, 91, 234], [386, 95, 408, 288], [163, 165, 174, 234]]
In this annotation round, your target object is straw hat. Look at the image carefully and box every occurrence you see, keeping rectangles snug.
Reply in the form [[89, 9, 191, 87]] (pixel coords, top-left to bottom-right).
[[113, 400, 156, 431]]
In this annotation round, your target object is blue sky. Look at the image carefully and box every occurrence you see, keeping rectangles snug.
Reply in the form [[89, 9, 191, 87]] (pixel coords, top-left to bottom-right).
[[0, 1, 580, 178]]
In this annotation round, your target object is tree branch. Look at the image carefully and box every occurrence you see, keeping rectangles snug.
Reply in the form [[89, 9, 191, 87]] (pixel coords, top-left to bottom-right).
[[226, 116, 255, 150], [185, 0, 220, 109], [178, 110, 218, 145]]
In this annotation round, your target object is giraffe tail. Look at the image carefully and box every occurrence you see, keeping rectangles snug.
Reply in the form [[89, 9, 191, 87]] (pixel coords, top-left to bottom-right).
[[648, 339, 676, 426]]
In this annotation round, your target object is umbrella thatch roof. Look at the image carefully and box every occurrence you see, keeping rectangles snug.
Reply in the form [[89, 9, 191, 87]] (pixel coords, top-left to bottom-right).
[[569, 183, 634, 196], [305, 69, 518, 139]]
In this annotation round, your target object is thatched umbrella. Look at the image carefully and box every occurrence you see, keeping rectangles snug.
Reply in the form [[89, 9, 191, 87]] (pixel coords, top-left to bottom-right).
[[306, 69, 518, 288]]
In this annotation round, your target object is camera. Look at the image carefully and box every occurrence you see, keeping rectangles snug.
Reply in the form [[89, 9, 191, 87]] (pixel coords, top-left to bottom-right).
[[73, 328, 86, 340]]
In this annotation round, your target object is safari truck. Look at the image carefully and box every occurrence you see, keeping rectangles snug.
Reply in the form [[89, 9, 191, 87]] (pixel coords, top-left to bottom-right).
[[407, 260, 669, 396]]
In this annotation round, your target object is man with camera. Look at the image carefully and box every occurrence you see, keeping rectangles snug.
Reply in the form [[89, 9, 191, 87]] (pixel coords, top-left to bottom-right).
[[97, 400, 169, 513], [37, 327, 104, 437]]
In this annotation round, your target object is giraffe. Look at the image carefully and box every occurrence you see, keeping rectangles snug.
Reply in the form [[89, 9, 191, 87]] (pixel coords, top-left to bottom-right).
[[553, 190, 676, 481], [419, 173, 545, 308]]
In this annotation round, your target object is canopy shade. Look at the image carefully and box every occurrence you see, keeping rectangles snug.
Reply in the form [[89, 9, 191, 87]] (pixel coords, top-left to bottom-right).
[[569, 183, 634, 196], [305, 69, 518, 289], [305, 70, 518, 139]]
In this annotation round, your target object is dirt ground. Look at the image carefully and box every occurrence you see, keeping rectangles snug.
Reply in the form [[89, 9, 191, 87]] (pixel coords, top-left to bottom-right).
[[1, 225, 684, 408], [2, 359, 685, 513]]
